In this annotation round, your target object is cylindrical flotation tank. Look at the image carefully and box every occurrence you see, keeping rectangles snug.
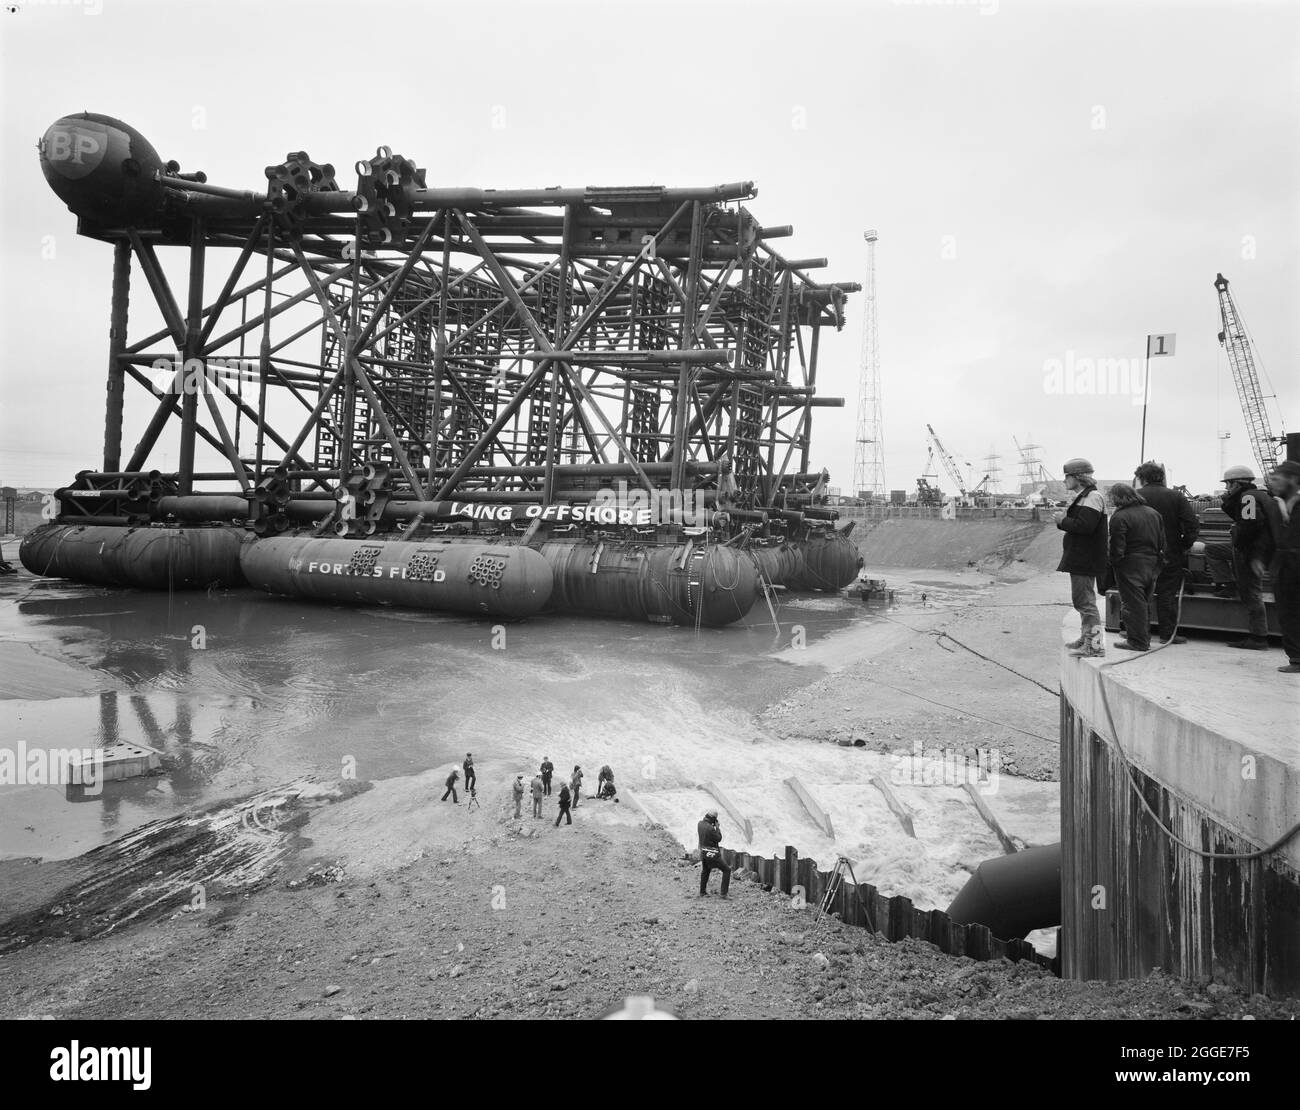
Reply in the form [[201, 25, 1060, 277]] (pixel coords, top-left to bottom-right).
[[743, 542, 805, 588], [788, 528, 862, 591], [20, 523, 247, 589], [536, 541, 757, 627], [946, 843, 1061, 940], [239, 536, 552, 619]]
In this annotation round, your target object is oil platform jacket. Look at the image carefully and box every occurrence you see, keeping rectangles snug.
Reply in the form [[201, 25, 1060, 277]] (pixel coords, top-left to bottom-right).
[[1221, 486, 1280, 563], [1108, 503, 1167, 564], [1056, 486, 1109, 579], [1137, 484, 1199, 553]]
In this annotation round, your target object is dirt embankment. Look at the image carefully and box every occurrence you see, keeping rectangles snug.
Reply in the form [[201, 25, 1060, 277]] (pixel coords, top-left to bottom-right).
[[2, 785, 1295, 1020], [767, 570, 1067, 782], [851, 517, 1058, 575]]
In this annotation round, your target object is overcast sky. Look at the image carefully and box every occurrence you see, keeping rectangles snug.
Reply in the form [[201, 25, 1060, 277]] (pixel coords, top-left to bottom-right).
[[1, 0, 1296, 495]]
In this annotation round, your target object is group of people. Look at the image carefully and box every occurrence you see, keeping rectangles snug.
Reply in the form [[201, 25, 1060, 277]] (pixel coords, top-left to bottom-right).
[[440, 752, 621, 825], [1056, 455, 1300, 671]]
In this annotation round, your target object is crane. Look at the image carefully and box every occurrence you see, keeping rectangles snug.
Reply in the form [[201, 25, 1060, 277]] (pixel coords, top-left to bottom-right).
[[1214, 274, 1284, 476], [926, 424, 968, 498]]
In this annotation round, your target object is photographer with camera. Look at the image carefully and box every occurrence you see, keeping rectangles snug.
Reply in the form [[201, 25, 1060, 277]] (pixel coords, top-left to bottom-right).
[[697, 808, 730, 899]]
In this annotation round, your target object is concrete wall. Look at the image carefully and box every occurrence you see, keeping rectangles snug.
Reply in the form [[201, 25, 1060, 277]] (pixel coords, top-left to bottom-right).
[[1059, 636, 1300, 997]]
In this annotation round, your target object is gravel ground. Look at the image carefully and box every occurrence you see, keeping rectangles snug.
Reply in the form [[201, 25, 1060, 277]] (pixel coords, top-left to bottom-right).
[[2, 795, 1296, 1020]]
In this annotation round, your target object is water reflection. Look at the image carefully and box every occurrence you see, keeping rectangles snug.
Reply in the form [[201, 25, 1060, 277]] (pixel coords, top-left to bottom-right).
[[4, 583, 881, 860]]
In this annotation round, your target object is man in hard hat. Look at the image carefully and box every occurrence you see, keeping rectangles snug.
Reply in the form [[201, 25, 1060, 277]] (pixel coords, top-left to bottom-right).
[[1134, 461, 1199, 644], [697, 808, 731, 898], [1266, 460, 1300, 673], [1054, 457, 1110, 657], [1203, 465, 1279, 650]]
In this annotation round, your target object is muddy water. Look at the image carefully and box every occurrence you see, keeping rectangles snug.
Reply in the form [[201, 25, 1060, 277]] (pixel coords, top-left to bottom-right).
[[0, 569, 1056, 908]]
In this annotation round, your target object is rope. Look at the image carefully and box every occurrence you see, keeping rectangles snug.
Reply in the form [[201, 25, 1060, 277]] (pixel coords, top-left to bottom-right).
[[871, 610, 1058, 695], [934, 630, 1058, 695], [861, 674, 1059, 745]]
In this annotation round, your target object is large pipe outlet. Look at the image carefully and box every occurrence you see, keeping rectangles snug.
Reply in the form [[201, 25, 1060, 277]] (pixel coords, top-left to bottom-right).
[[946, 843, 1062, 941]]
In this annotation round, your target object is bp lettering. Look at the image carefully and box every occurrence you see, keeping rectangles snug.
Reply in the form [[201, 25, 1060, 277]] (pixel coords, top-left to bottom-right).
[[47, 130, 102, 165]]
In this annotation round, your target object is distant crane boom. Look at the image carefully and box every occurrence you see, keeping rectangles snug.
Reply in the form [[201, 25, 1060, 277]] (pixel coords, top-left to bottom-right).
[[926, 423, 967, 495], [1214, 273, 1281, 476]]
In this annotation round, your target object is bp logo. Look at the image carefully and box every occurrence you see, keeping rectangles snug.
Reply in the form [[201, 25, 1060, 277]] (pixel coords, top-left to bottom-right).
[[41, 122, 108, 179]]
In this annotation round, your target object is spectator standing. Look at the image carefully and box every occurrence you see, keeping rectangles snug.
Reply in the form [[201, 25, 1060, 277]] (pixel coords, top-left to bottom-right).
[[1108, 482, 1166, 652], [1055, 457, 1110, 657], [1134, 461, 1199, 644]]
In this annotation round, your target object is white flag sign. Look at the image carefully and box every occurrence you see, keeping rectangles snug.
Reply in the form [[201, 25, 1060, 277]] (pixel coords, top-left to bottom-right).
[[1147, 333, 1176, 357]]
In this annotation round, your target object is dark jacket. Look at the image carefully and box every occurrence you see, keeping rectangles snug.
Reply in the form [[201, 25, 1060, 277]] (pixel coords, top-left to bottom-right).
[[1056, 485, 1109, 578], [1109, 503, 1166, 564], [445, 771, 459, 789], [697, 818, 722, 853], [557, 783, 571, 806], [540, 761, 553, 778], [1137, 484, 1198, 553], [1275, 496, 1300, 563], [1222, 486, 1280, 562]]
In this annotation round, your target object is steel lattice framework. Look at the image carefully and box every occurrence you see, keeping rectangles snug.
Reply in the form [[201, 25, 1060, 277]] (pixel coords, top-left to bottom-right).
[[68, 132, 857, 528]]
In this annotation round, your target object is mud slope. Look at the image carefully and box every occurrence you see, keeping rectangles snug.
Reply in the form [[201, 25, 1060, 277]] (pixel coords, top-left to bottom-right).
[[855, 519, 1052, 571]]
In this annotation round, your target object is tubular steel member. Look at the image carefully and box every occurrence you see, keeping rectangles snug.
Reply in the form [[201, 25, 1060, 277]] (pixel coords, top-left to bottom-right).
[[239, 536, 553, 619]]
